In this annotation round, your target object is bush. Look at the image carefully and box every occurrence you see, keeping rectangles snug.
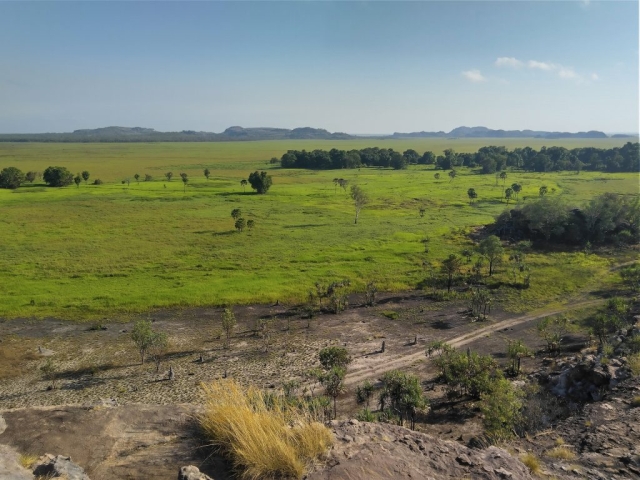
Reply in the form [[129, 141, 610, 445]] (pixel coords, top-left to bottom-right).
[[0, 166, 25, 189], [43, 166, 73, 187], [355, 408, 376, 422], [520, 453, 541, 475], [318, 346, 351, 370], [545, 446, 576, 460], [248, 170, 272, 194], [200, 379, 332, 479], [480, 376, 522, 439], [93, 179, 104, 185]]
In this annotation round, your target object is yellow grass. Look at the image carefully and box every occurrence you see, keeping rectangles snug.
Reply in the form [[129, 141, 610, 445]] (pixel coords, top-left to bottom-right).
[[199, 380, 333, 479], [629, 354, 640, 376], [521, 452, 542, 475], [546, 446, 576, 460], [19, 453, 39, 469]]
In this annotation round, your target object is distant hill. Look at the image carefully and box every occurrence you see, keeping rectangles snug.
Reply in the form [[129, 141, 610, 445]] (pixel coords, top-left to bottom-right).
[[0, 126, 354, 143], [391, 126, 610, 139], [0, 125, 630, 142]]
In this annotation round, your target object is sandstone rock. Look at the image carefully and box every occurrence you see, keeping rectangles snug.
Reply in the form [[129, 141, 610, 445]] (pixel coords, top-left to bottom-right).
[[0, 444, 33, 480], [178, 465, 213, 480], [32, 453, 90, 479]]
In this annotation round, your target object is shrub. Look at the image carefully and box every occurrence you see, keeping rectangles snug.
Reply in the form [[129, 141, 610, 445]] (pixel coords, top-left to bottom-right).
[[92, 179, 104, 185], [43, 166, 73, 187], [318, 346, 351, 370], [248, 170, 272, 194], [629, 353, 640, 376], [0, 166, 25, 189], [480, 376, 522, 439], [199, 379, 333, 479], [546, 446, 576, 460], [355, 408, 376, 422], [631, 396, 640, 407], [520, 453, 541, 475], [381, 310, 399, 320]]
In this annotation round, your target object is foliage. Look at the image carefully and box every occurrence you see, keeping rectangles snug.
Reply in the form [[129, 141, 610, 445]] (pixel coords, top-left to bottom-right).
[[318, 346, 351, 370], [355, 408, 376, 422], [130, 319, 161, 364], [320, 366, 346, 419], [378, 370, 428, 429], [350, 184, 368, 224], [477, 235, 504, 276], [74, 174, 82, 187], [355, 380, 374, 408], [0, 167, 25, 189], [434, 348, 498, 398], [629, 354, 640, 376], [507, 339, 531, 375], [43, 166, 73, 187], [440, 254, 463, 292], [221, 307, 237, 348], [199, 379, 333, 480], [81, 171, 90, 183], [620, 264, 640, 291], [235, 218, 246, 232], [248, 170, 272, 194], [480, 375, 523, 440], [147, 331, 168, 372], [537, 315, 570, 353]]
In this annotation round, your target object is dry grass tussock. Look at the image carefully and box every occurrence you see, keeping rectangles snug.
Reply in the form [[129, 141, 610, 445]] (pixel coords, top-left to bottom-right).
[[19, 453, 39, 469], [199, 380, 333, 479], [546, 446, 577, 460], [520, 452, 542, 475]]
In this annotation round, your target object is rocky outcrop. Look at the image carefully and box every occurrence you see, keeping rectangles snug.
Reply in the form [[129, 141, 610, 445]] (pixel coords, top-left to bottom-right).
[[308, 419, 534, 480], [178, 465, 214, 480], [32, 454, 91, 479], [0, 444, 33, 480]]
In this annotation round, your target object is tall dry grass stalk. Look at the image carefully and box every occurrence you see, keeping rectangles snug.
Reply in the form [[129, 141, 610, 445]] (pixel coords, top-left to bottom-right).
[[199, 380, 333, 479]]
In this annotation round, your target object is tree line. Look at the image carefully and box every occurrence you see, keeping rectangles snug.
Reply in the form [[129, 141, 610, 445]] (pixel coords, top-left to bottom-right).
[[278, 142, 639, 173]]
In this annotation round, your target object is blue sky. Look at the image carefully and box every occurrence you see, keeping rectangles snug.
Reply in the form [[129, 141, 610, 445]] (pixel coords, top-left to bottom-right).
[[0, 1, 637, 134]]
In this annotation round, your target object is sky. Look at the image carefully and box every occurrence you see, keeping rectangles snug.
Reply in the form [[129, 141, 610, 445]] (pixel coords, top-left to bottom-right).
[[0, 1, 638, 134]]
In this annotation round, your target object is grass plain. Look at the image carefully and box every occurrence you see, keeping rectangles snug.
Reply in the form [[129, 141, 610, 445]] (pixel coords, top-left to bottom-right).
[[0, 138, 637, 320]]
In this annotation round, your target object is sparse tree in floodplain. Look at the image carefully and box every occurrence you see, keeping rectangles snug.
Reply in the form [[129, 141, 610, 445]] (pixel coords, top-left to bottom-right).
[[240, 179, 247, 192], [180, 173, 188, 192], [246, 219, 255, 230], [204, 168, 211, 180], [500, 171, 507, 185], [221, 307, 237, 348], [350, 184, 368, 224], [505, 187, 513, 205], [165, 171, 173, 182], [81, 171, 90, 183], [231, 208, 242, 220], [74, 174, 82, 188], [235, 217, 246, 232], [467, 188, 477, 204], [434, 173, 440, 180], [134, 173, 140, 184], [25, 171, 37, 183], [477, 235, 504, 276], [539, 185, 548, 197], [440, 254, 462, 293], [511, 183, 521, 200], [448, 170, 457, 182]]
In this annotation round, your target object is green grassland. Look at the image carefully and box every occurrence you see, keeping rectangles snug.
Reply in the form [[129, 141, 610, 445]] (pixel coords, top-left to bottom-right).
[[0, 139, 637, 320]]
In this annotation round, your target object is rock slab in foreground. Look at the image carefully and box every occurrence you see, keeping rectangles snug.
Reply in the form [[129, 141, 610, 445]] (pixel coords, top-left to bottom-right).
[[32, 453, 91, 480], [0, 444, 33, 480], [308, 419, 533, 480]]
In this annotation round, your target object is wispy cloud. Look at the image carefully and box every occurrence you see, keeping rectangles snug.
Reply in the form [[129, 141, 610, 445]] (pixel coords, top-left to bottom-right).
[[495, 57, 523, 68], [462, 69, 486, 83], [494, 57, 596, 83]]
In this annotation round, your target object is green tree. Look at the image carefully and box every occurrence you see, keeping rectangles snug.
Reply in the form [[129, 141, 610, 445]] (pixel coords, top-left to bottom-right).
[[440, 254, 462, 292], [231, 208, 242, 220], [240, 179, 247, 192], [134, 173, 140, 184], [144, 174, 153, 182], [500, 171, 507, 185], [235, 218, 246, 232], [477, 235, 504, 276], [248, 171, 272, 194], [467, 188, 478, 204], [511, 183, 522, 200], [448, 169, 457, 182], [181, 173, 188, 192], [148, 331, 169, 373], [81, 171, 90, 183], [390, 152, 408, 170], [480, 376, 522, 439], [319, 346, 352, 370], [507, 340, 530, 375], [321, 367, 346, 419], [204, 168, 211, 180], [131, 320, 157, 364], [25, 171, 37, 183], [221, 307, 237, 348], [537, 315, 569, 353], [539, 185, 548, 197], [350, 184, 369, 224], [434, 173, 440, 180], [620, 264, 640, 291], [355, 380, 375, 408], [165, 171, 173, 182], [504, 187, 513, 205], [461, 248, 473, 263], [74, 174, 82, 188], [379, 370, 428, 429], [0, 167, 25, 189], [246, 219, 255, 230], [43, 166, 74, 187]]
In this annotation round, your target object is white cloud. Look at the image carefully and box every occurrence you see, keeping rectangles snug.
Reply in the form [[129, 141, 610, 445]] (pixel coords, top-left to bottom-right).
[[558, 67, 578, 79], [495, 57, 523, 68], [462, 70, 486, 82], [591, 73, 599, 81], [528, 60, 555, 71]]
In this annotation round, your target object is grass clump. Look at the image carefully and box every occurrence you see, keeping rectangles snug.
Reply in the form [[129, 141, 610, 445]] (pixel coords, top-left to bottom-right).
[[199, 379, 333, 479], [546, 446, 576, 460], [19, 453, 38, 469], [521, 452, 542, 475], [381, 310, 399, 320], [629, 353, 640, 376], [631, 396, 640, 408]]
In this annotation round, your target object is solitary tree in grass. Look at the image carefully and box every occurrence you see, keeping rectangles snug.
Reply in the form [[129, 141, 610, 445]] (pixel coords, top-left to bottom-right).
[[74, 174, 82, 188], [165, 172, 173, 182], [478, 235, 504, 276], [350, 184, 368, 224], [0, 167, 25, 189], [43, 166, 74, 187], [235, 218, 246, 232], [246, 219, 255, 230], [440, 254, 462, 293], [434, 173, 440, 180], [248, 171, 272, 194], [539, 185, 548, 197], [221, 307, 237, 348], [500, 171, 507, 185], [25, 171, 37, 183], [81, 171, 90, 183], [134, 173, 140, 184], [144, 174, 152, 182], [231, 208, 242, 220], [448, 170, 457, 182], [467, 188, 478, 204], [511, 183, 522, 200], [180, 173, 188, 192], [240, 179, 247, 192], [204, 168, 210, 180], [504, 187, 514, 205], [131, 320, 157, 364]]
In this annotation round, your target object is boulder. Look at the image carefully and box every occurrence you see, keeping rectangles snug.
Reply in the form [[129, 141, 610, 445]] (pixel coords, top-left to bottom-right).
[[178, 465, 214, 480], [32, 454, 90, 479]]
